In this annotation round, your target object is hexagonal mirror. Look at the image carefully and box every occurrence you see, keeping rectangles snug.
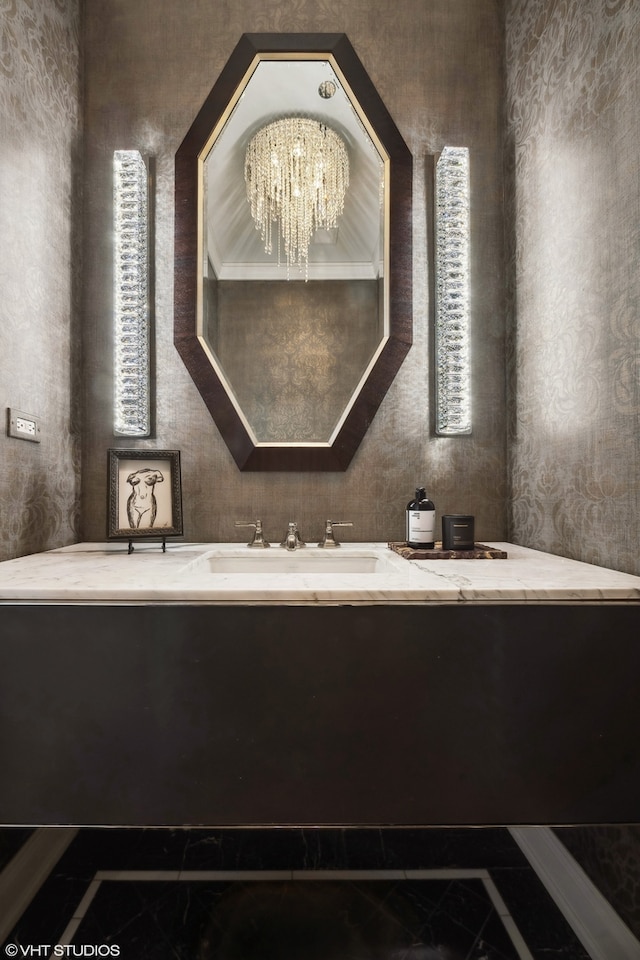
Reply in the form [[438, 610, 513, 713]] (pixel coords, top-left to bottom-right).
[[175, 34, 412, 470]]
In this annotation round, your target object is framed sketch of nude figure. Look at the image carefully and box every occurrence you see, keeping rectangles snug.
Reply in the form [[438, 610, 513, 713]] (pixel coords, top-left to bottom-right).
[[108, 449, 183, 541]]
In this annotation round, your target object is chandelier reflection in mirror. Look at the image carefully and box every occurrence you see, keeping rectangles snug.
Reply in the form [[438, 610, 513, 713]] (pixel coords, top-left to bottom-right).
[[435, 146, 471, 436], [113, 150, 150, 436], [244, 117, 349, 277]]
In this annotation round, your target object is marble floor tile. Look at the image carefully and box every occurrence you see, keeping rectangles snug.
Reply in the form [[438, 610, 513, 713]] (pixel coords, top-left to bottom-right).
[[1, 829, 591, 960], [0, 828, 33, 871], [64, 877, 521, 960]]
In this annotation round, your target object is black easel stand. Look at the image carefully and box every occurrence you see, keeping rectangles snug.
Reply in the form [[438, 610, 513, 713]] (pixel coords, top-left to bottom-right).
[[127, 537, 167, 554]]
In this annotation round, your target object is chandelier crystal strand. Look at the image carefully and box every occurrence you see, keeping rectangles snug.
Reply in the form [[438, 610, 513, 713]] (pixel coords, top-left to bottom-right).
[[245, 117, 349, 277]]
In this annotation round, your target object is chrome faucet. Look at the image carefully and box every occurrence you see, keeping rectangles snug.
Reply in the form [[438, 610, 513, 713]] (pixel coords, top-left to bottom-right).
[[280, 521, 305, 551], [235, 519, 270, 548], [317, 520, 353, 548]]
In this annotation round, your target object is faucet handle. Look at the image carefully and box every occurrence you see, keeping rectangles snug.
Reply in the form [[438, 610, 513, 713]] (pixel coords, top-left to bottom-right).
[[235, 519, 270, 548], [317, 520, 353, 548]]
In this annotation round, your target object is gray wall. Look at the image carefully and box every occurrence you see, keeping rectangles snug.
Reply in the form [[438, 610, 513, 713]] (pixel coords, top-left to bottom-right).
[[505, 0, 640, 574], [0, 0, 82, 562], [81, 0, 507, 546]]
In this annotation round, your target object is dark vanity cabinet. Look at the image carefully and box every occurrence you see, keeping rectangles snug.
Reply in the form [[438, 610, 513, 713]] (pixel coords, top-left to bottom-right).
[[1, 602, 639, 825]]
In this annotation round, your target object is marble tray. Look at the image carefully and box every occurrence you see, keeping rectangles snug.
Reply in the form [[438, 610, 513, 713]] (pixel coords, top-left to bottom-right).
[[388, 542, 508, 560]]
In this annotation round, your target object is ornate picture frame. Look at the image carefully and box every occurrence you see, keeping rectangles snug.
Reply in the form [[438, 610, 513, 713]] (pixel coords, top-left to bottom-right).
[[107, 449, 183, 540]]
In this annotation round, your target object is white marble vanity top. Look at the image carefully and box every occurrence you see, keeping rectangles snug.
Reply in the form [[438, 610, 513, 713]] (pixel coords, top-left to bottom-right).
[[1, 541, 640, 604]]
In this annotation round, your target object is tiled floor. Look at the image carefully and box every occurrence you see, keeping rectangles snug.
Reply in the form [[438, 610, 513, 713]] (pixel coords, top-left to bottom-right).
[[1, 829, 591, 959], [0, 828, 32, 871]]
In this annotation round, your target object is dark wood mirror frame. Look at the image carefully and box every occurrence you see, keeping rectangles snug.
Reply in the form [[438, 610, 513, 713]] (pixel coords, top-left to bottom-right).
[[174, 33, 413, 471]]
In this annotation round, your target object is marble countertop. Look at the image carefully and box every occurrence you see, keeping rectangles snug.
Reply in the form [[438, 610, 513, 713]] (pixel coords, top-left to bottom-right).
[[1, 541, 640, 604]]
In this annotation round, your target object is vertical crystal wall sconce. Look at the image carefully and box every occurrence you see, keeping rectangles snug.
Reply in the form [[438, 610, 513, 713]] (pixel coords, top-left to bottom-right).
[[113, 150, 150, 436], [434, 146, 471, 435]]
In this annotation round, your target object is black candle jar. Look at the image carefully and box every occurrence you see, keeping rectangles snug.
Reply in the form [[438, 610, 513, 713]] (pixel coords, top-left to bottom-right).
[[442, 515, 475, 550]]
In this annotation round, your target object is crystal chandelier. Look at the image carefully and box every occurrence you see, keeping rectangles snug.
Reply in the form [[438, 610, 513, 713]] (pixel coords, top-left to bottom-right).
[[244, 116, 349, 275]]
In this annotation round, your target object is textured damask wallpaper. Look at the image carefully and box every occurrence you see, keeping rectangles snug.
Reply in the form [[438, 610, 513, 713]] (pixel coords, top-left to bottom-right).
[[81, 0, 507, 545], [0, 0, 82, 562], [505, 0, 640, 574]]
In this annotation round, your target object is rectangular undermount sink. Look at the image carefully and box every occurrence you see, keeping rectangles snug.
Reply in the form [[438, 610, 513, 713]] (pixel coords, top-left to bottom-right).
[[190, 549, 404, 576]]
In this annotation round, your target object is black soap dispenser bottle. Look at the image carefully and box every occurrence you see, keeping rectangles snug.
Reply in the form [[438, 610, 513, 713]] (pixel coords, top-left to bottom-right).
[[406, 486, 436, 549]]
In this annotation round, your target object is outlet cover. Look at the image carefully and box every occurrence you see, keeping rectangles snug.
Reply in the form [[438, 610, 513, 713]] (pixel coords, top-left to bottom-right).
[[7, 408, 41, 443]]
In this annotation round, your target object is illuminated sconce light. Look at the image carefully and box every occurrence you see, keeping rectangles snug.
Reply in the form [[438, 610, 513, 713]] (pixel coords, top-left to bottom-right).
[[435, 146, 471, 436], [113, 150, 150, 436]]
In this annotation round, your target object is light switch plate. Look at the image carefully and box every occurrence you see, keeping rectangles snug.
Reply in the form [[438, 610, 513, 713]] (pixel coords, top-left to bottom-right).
[[7, 408, 41, 442]]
